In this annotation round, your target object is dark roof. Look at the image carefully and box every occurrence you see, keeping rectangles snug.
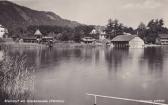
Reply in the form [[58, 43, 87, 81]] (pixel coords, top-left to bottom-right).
[[111, 35, 137, 42], [158, 34, 168, 38]]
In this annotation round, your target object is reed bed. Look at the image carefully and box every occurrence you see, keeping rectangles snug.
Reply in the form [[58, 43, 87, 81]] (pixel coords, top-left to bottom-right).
[[0, 54, 35, 99]]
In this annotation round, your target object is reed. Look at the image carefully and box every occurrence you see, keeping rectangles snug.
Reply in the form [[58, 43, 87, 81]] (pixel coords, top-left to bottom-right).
[[0, 54, 35, 99]]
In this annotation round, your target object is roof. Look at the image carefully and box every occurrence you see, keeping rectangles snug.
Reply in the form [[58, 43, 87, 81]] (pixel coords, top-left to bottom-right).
[[0, 24, 5, 28], [34, 29, 42, 35], [158, 34, 168, 38], [101, 39, 110, 43], [22, 35, 36, 39], [82, 37, 96, 42], [111, 35, 137, 42]]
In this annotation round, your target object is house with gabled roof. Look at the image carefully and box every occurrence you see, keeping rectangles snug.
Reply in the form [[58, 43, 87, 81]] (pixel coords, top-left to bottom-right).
[[156, 34, 168, 45], [0, 24, 8, 38]]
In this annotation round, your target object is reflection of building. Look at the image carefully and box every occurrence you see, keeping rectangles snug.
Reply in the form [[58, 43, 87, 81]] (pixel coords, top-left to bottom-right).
[[156, 34, 168, 45], [0, 24, 8, 38], [111, 35, 144, 48]]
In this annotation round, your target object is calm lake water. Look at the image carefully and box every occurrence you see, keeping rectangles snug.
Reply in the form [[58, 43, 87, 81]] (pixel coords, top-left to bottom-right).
[[1, 46, 168, 105]]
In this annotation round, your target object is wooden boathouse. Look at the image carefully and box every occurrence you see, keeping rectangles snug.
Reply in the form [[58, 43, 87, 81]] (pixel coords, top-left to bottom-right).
[[111, 35, 144, 48]]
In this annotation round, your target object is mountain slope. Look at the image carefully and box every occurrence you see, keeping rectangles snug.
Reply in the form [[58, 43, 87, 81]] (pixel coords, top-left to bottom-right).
[[0, 1, 81, 28]]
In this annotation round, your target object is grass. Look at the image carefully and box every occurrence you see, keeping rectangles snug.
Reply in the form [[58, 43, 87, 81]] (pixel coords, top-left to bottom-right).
[[0, 54, 35, 99]]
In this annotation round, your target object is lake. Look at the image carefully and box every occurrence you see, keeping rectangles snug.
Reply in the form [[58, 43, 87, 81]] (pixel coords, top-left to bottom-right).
[[1, 46, 168, 105]]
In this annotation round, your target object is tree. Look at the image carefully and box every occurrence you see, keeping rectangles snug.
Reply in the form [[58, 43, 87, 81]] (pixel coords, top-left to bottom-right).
[[105, 19, 124, 39], [137, 22, 147, 40], [146, 19, 167, 43]]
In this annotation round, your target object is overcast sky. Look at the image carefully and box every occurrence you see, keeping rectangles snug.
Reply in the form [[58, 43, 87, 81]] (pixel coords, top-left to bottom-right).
[[7, 0, 168, 28]]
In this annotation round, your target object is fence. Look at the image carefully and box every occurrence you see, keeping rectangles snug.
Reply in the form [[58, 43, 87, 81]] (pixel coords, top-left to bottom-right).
[[87, 93, 167, 105]]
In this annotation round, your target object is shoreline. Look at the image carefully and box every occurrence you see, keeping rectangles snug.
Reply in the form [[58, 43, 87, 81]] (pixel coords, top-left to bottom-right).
[[1, 42, 168, 49], [0, 42, 106, 49]]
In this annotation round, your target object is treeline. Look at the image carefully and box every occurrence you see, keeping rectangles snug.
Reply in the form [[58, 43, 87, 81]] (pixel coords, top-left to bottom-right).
[[7, 18, 168, 44], [105, 18, 168, 43], [8, 25, 95, 42], [137, 19, 168, 43]]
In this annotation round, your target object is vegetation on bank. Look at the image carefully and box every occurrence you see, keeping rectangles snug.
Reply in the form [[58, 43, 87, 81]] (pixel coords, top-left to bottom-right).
[[6, 18, 168, 44], [0, 54, 34, 99]]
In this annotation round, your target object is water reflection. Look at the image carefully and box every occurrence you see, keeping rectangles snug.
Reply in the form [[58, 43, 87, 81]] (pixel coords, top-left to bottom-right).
[[143, 47, 164, 72], [0, 46, 168, 105], [105, 48, 129, 72]]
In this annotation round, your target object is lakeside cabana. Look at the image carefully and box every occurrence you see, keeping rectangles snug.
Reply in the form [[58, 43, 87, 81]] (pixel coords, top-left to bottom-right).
[[41, 36, 54, 43], [22, 37, 37, 43], [111, 35, 144, 48]]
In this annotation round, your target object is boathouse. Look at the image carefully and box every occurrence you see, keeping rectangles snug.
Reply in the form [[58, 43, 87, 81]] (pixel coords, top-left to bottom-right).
[[81, 37, 96, 43], [22, 37, 37, 43], [156, 34, 168, 45], [111, 35, 144, 48]]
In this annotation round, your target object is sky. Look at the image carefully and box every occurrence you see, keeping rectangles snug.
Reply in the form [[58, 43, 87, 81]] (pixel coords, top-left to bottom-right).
[[7, 0, 168, 28]]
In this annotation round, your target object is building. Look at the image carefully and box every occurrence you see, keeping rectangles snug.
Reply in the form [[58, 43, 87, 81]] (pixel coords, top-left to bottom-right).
[[156, 34, 168, 45], [90, 27, 107, 40], [0, 24, 8, 38], [111, 35, 144, 48], [22, 29, 42, 43], [22, 37, 37, 43], [90, 29, 98, 35], [99, 31, 106, 40], [34, 29, 42, 39], [81, 37, 96, 43], [41, 36, 54, 44]]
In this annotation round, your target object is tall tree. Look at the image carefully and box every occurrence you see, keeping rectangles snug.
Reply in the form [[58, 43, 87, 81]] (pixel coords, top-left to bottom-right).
[[137, 22, 147, 40], [146, 19, 167, 43], [105, 19, 124, 39]]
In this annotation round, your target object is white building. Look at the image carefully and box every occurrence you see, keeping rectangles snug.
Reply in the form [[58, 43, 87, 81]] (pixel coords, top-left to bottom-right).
[[111, 35, 145, 48], [89, 29, 98, 35], [90, 28, 106, 40], [99, 31, 106, 40], [0, 24, 8, 38]]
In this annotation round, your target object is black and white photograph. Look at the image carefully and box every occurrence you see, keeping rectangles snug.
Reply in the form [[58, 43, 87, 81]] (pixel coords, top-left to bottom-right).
[[0, 0, 168, 105]]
